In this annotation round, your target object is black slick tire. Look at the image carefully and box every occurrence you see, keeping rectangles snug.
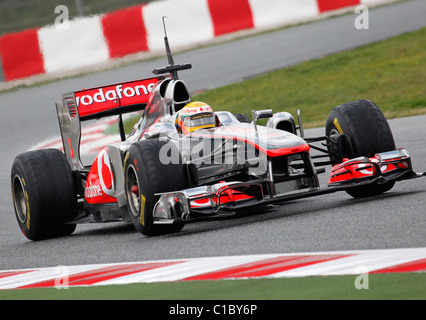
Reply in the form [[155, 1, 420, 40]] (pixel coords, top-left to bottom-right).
[[124, 139, 188, 236], [325, 99, 396, 198], [11, 149, 77, 241]]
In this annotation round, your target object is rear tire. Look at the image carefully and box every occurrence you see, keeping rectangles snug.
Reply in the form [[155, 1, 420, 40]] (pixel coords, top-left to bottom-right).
[[325, 100, 395, 198], [11, 149, 77, 240], [124, 140, 188, 236]]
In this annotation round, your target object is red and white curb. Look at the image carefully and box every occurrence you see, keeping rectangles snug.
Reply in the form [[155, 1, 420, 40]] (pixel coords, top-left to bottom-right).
[[1, 248, 425, 290], [0, 0, 394, 81]]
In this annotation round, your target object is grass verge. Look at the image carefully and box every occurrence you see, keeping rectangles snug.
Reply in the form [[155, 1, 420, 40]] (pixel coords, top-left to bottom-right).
[[122, 27, 424, 135], [1, 273, 425, 300], [116, 27, 425, 134], [194, 27, 426, 129]]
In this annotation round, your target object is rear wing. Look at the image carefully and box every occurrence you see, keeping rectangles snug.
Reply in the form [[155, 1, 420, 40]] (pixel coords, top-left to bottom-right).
[[73, 76, 162, 121], [56, 76, 162, 170]]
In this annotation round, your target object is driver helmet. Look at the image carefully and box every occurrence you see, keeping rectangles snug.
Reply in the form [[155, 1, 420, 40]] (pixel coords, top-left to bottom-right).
[[176, 101, 216, 134]]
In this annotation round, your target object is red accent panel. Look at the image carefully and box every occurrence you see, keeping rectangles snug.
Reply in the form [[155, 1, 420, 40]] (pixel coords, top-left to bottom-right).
[[101, 5, 148, 58], [185, 254, 352, 280], [20, 261, 183, 289], [208, 0, 254, 36], [0, 29, 45, 81], [266, 143, 310, 157], [317, 0, 360, 13], [85, 149, 117, 204], [372, 258, 426, 274]]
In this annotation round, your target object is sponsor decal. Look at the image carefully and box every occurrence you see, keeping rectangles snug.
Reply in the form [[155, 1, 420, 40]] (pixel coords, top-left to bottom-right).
[[76, 84, 155, 107], [98, 149, 115, 197], [74, 77, 160, 118], [84, 149, 117, 203], [140, 194, 146, 226], [333, 117, 344, 134], [84, 182, 103, 199], [25, 189, 30, 230], [180, 106, 213, 115]]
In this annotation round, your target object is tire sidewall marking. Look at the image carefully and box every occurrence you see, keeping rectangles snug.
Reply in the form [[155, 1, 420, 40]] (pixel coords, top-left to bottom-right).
[[139, 193, 146, 226]]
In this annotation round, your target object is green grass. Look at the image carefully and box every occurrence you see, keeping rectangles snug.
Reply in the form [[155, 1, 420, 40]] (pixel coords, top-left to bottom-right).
[[1, 273, 425, 300], [194, 27, 426, 129], [114, 27, 425, 135]]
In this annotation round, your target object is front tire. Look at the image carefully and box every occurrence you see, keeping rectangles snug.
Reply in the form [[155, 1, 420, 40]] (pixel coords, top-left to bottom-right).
[[124, 140, 188, 236], [11, 149, 77, 240], [326, 100, 396, 198]]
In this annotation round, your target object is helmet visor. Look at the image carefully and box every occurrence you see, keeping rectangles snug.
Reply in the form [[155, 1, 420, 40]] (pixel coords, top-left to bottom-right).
[[183, 113, 215, 127]]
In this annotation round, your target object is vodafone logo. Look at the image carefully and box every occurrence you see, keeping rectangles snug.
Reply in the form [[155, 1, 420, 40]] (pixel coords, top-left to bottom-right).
[[76, 83, 156, 107], [98, 149, 115, 197], [73, 77, 160, 119]]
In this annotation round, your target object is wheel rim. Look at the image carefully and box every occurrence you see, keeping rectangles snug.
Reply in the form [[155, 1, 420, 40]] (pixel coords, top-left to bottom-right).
[[125, 164, 140, 218], [329, 128, 339, 136], [13, 175, 27, 224]]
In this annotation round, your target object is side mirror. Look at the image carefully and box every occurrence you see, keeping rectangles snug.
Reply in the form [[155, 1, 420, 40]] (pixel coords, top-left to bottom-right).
[[251, 109, 273, 133], [252, 109, 273, 122]]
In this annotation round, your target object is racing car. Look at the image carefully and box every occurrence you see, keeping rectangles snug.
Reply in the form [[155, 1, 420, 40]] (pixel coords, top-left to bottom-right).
[[11, 26, 425, 241]]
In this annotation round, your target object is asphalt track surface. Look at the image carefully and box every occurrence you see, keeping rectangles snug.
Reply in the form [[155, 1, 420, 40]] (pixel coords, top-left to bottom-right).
[[0, 0, 425, 270]]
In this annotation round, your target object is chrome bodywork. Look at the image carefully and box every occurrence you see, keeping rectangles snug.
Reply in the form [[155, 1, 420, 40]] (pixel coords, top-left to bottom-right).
[[55, 76, 425, 227]]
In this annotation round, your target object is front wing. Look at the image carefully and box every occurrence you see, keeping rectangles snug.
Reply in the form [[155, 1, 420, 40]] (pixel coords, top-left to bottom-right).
[[152, 148, 425, 225]]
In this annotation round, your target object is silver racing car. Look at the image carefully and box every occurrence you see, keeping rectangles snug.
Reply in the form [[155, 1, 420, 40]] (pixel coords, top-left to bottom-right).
[[11, 24, 425, 240]]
